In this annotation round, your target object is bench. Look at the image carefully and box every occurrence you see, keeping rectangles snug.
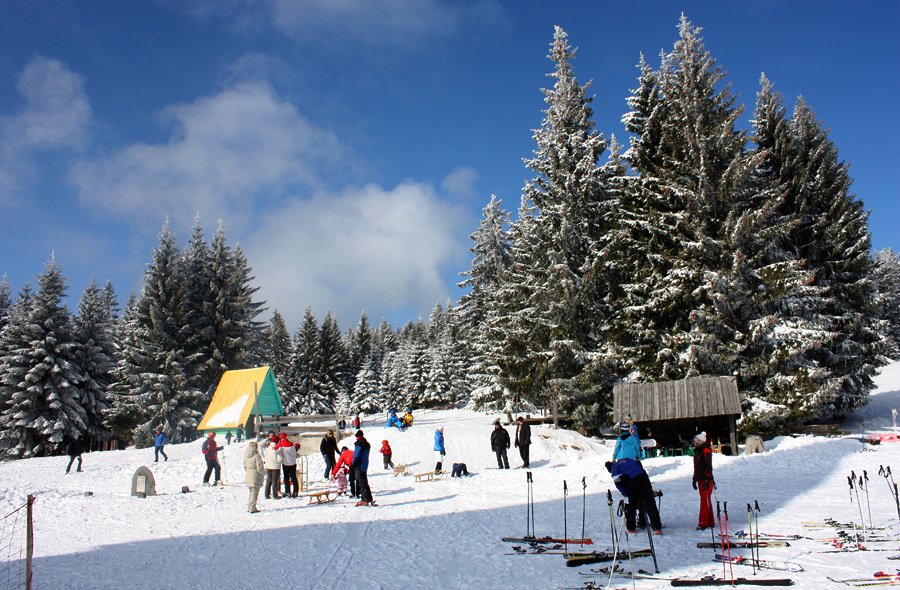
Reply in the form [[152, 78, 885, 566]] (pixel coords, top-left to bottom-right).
[[306, 490, 335, 505], [414, 470, 445, 483]]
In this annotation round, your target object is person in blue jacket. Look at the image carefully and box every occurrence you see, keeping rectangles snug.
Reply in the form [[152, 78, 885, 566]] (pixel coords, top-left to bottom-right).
[[154, 427, 168, 462], [352, 430, 375, 506], [612, 420, 642, 462], [606, 458, 662, 534], [433, 425, 446, 473]]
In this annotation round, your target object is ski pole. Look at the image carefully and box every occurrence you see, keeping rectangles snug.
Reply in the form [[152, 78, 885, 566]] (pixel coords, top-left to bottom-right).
[[754, 500, 761, 570], [526, 471, 534, 538], [644, 500, 659, 573], [607, 489, 618, 547], [747, 503, 756, 576], [863, 471, 873, 530], [848, 475, 864, 543], [880, 466, 900, 521], [563, 480, 568, 557], [717, 501, 726, 578], [607, 500, 628, 590], [580, 476, 586, 548], [723, 502, 734, 584]]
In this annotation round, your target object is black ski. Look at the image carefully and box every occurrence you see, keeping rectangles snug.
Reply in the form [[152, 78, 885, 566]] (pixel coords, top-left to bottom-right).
[[564, 548, 651, 567], [501, 536, 593, 545], [697, 540, 790, 549], [670, 577, 794, 586]]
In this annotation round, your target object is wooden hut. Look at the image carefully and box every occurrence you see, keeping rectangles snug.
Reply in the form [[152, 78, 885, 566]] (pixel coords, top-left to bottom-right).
[[613, 376, 741, 456]]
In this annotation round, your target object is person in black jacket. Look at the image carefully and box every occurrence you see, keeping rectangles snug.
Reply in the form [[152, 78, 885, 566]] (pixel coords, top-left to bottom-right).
[[514, 416, 531, 468], [65, 436, 83, 474], [320, 429, 339, 481], [490, 420, 510, 469]]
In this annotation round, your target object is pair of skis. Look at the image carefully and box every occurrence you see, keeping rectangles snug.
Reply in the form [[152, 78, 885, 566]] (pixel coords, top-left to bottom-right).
[[585, 568, 794, 586]]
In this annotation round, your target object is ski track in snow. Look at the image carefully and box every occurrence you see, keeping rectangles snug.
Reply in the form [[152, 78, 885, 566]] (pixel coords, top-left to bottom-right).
[[2, 362, 900, 588]]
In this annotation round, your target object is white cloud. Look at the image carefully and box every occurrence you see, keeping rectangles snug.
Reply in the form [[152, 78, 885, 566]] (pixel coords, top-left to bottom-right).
[[69, 81, 343, 233], [0, 56, 91, 200], [244, 180, 470, 328], [170, 0, 507, 46], [441, 166, 479, 199]]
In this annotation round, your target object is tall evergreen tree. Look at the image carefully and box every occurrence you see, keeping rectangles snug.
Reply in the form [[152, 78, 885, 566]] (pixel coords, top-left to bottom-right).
[[0, 275, 11, 333], [284, 307, 319, 414], [0, 260, 86, 458], [264, 310, 292, 384], [315, 312, 346, 414], [106, 224, 202, 445], [73, 279, 116, 442], [874, 249, 900, 359]]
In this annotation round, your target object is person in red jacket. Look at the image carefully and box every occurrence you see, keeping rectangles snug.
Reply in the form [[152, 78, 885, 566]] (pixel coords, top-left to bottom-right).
[[332, 446, 357, 497], [379, 440, 394, 470], [692, 431, 715, 530]]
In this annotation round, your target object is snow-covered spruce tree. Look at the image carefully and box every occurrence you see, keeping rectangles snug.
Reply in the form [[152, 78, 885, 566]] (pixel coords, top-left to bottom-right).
[[346, 312, 373, 398], [283, 306, 319, 414], [106, 224, 202, 445], [180, 218, 214, 397], [314, 312, 346, 414], [263, 310, 292, 385], [398, 320, 430, 408], [73, 279, 116, 442], [101, 280, 120, 323], [611, 16, 746, 381], [0, 260, 87, 458], [379, 348, 403, 410], [353, 353, 384, 414], [0, 284, 35, 457], [494, 26, 614, 426], [0, 275, 11, 332], [202, 224, 266, 398], [873, 249, 900, 359], [779, 98, 881, 420]]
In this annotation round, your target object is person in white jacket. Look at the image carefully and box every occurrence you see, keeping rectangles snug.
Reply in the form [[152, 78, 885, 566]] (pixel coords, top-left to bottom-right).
[[263, 440, 283, 499], [276, 433, 299, 498], [244, 441, 265, 513]]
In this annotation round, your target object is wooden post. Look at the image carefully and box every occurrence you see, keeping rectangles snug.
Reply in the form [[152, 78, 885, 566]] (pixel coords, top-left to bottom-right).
[[551, 397, 559, 429], [25, 494, 34, 590], [251, 381, 259, 438], [729, 417, 739, 456]]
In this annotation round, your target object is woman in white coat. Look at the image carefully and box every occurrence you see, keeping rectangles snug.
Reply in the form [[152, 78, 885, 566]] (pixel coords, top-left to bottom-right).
[[263, 440, 284, 499], [244, 441, 266, 513]]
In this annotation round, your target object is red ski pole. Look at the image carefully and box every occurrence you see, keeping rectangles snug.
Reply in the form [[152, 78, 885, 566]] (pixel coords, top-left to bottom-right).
[[723, 501, 734, 584]]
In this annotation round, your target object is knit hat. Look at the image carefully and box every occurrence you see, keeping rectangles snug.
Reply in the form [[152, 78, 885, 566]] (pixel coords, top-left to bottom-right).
[[355, 430, 364, 438], [279, 432, 287, 439], [493, 419, 501, 426], [693, 431, 707, 446], [619, 421, 631, 432]]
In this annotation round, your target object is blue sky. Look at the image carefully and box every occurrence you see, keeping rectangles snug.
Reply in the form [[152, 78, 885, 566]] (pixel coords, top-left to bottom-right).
[[1, 1, 897, 330]]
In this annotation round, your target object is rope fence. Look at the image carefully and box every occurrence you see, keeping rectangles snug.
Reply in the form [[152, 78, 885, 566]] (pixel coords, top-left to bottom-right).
[[0, 495, 33, 590]]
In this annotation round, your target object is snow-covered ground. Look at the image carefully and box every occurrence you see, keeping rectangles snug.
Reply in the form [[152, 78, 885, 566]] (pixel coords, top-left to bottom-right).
[[4, 363, 900, 589]]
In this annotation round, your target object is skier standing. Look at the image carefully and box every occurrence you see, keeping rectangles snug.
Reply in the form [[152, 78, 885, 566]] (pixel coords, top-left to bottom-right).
[[352, 430, 375, 506], [154, 427, 168, 462], [490, 420, 510, 469], [434, 425, 446, 473], [201, 432, 223, 485], [692, 431, 716, 530], [243, 440, 265, 513], [514, 417, 531, 468]]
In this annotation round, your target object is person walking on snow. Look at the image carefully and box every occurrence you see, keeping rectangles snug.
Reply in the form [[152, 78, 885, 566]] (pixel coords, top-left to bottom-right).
[[243, 440, 265, 513], [352, 430, 375, 506], [491, 420, 511, 469], [514, 417, 531, 468], [380, 439, 394, 469], [434, 425, 446, 473], [263, 437, 283, 499], [154, 427, 168, 462], [225, 430, 232, 445], [276, 433, 299, 498], [320, 429, 338, 481], [613, 420, 642, 462], [201, 432, 223, 485], [692, 431, 716, 530], [65, 436, 83, 474], [606, 458, 662, 534], [236, 423, 244, 443]]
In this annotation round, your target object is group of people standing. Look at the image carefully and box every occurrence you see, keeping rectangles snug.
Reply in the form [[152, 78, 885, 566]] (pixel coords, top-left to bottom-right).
[[329, 429, 375, 506], [489, 416, 531, 470], [605, 419, 716, 535]]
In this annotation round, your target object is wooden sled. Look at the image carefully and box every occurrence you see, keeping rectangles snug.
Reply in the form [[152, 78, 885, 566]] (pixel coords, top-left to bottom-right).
[[305, 489, 336, 505], [414, 470, 446, 483]]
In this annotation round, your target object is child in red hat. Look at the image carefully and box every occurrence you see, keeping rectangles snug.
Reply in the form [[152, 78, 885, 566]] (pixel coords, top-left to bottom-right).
[[379, 440, 393, 470]]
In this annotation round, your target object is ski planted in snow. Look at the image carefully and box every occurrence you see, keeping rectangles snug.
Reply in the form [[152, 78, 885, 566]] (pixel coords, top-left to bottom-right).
[[714, 554, 804, 572]]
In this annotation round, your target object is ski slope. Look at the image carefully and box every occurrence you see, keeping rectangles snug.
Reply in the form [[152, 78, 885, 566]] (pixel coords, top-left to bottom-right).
[[3, 362, 900, 589]]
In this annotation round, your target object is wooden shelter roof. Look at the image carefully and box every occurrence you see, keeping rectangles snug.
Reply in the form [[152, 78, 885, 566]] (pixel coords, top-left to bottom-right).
[[613, 376, 741, 423]]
